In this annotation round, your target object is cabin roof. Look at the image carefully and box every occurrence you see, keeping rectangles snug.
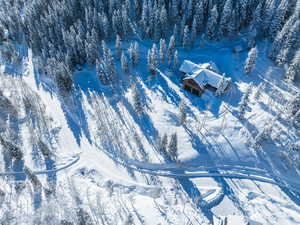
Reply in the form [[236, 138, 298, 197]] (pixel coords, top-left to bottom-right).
[[179, 60, 220, 74], [183, 68, 227, 90]]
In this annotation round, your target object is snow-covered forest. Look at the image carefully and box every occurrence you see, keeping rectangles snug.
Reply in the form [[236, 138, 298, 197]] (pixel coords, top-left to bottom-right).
[[0, 0, 300, 224]]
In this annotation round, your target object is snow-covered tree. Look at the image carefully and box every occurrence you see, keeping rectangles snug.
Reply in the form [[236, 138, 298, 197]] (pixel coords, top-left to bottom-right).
[[220, 0, 233, 36], [132, 85, 143, 116], [115, 35, 122, 59], [159, 38, 166, 64], [215, 74, 227, 96], [269, 0, 288, 39], [147, 44, 158, 75], [183, 25, 190, 50], [191, 17, 197, 45], [133, 42, 140, 66], [168, 133, 178, 161], [121, 51, 129, 74], [244, 47, 257, 75], [285, 50, 300, 83], [128, 42, 140, 67], [167, 35, 176, 67], [173, 50, 179, 71], [206, 5, 219, 40], [159, 134, 168, 154], [253, 121, 273, 149], [179, 100, 187, 125], [239, 83, 252, 118]]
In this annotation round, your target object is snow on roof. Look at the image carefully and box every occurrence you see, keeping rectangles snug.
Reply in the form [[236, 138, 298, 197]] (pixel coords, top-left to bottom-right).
[[180, 60, 220, 74], [183, 68, 229, 90], [179, 60, 201, 74], [200, 61, 219, 73]]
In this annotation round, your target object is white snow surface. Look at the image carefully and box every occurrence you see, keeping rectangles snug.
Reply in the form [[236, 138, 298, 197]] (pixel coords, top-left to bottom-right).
[[0, 38, 300, 224]]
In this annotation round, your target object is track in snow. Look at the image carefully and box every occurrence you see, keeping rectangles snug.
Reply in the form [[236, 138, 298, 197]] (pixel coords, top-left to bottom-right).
[[0, 154, 80, 177]]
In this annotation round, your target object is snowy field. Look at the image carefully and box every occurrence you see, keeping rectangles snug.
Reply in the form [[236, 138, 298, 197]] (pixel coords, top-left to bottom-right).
[[0, 36, 300, 225]]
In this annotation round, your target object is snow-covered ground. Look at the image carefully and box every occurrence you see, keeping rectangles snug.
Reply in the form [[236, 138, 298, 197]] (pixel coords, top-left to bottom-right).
[[0, 37, 300, 224]]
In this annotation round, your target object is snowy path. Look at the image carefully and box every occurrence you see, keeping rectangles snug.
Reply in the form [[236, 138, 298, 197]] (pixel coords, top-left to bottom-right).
[[0, 154, 80, 177], [97, 144, 300, 193]]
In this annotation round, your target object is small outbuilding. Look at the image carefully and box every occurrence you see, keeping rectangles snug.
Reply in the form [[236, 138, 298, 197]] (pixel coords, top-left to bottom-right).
[[179, 60, 231, 96]]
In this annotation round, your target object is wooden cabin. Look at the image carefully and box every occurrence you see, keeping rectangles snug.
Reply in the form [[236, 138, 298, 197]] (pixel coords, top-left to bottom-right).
[[180, 60, 230, 96]]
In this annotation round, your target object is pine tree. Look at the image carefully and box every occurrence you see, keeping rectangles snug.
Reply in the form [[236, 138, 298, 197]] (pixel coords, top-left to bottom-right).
[[168, 133, 178, 162], [96, 58, 109, 85], [159, 38, 166, 64], [159, 134, 168, 154], [191, 17, 197, 46], [133, 42, 140, 66], [239, 84, 252, 118], [121, 51, 129, 74], [128, 43, 134, 66], [160, 6, 168, 37], [269, 0, 288, 39], [179, 101, 187, 125], [285, 50, 300, 83], [215, 74, 227, 96], [115, 35, 122, 59], [194, 1, 204, 33], [167, 35, 176, 67], [220, 0, 233, 36], [132, 85, 143, 116], [106, 49, 116, 82], [173, 50, 179, 71], [148, 44, 158, 75], [206, 5, 219, 40], [244, 47, 257, 75]]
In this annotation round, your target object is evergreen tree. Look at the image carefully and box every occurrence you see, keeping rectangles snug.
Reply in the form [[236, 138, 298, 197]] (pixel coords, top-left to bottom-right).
[[220, 0, 233, 36], [239, 84, 252, 118], [182, 26, 190, 50], [194, 1, 204, 33], [215, 74, 227, 96], [133, 42, 140, 66], [167, 35, 176, 67], [269, 0, 288, 39], [115, 35, 122, 59], [206, 5, 219, 40], [147, 44, 158, 75], [96, 58, 109, 85], [191, 17, 197, 45], [285, 51, 300, 83], [106, 49, 117, 82], [173, 50, 179, 71], [159, 134, 168, 154], [121, 51, 129, 74], [160, 6, 168, 38], [244, 47, 257, 75], [159, 38, 166, 64], [168, 133, 178, 162], [132, 85, 143, 116], [179, 101, 187, 125]]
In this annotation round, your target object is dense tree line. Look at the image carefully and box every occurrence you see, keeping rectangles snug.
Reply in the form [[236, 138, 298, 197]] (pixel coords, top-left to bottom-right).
[[0, 0, 299, 90]]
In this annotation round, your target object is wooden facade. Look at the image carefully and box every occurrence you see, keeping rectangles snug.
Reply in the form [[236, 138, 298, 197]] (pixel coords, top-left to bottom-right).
[[183, 78, 204, 96]]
